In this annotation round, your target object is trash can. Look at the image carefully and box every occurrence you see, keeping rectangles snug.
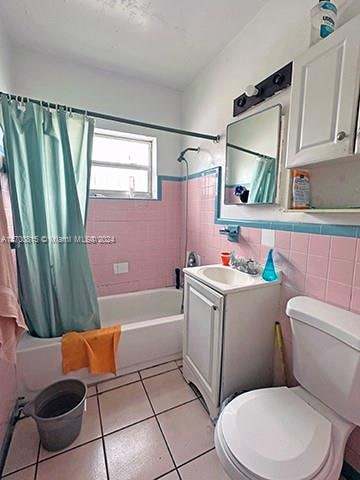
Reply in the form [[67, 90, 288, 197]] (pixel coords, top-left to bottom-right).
[[23, 379, 87, 452]]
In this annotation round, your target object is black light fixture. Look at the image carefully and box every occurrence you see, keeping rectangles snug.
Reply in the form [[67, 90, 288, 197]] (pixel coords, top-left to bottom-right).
[[233, 62, 292, 117]]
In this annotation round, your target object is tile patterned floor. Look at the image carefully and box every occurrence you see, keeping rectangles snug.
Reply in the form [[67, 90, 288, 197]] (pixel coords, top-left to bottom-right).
[[1, 360, 231, 480]]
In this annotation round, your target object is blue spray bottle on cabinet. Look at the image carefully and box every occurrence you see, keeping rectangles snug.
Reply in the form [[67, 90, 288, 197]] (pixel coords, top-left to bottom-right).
[[262, 249, 278, 282]]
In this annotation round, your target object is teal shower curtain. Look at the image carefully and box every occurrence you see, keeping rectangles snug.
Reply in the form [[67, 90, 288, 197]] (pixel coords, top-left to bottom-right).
[[249, 157, 276, 204], [0, 97, 100, 338]]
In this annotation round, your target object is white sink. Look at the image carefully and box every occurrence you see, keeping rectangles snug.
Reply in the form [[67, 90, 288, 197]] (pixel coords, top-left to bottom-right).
[[200, 266, 254, 286], [183, 264, 280, 294]]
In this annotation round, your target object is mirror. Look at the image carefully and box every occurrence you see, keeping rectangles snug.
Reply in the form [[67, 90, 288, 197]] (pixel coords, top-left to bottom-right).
[[225, 104, 281, 205]]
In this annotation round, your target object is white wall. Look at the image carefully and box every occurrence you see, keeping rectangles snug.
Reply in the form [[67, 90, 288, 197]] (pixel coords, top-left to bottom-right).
[[181, 0, 360, 225], [0, 16, 12, 90], [9, 46, 182, 176]]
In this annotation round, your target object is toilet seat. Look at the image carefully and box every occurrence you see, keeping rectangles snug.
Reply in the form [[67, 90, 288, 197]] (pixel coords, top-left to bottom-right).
[[218, 387, 333, 480]]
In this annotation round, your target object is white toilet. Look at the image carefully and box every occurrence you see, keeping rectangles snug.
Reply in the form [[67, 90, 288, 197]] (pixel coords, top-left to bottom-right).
[[215, 296, 360, 480]]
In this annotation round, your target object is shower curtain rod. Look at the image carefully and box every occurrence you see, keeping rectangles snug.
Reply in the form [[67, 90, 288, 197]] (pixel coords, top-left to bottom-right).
[[0, 92, 221, 143], [227, 142, 275, 161]]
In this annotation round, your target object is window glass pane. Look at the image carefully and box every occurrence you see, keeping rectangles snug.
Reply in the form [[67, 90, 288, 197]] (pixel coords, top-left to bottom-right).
[[93, 135, 151, 167], [90, 166, 149, 193]]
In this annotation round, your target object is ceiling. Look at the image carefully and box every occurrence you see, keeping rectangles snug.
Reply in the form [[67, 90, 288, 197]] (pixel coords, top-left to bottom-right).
[[0, 0, 269, 90]]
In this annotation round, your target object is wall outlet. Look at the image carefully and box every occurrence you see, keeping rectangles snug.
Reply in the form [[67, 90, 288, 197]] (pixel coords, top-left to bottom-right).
[[261, 229, 275, 247], [113, 262, 129, 274]]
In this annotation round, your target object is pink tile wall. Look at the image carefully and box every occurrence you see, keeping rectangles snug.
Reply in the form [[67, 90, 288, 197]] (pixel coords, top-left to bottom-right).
[[87, 181, 182, 296], [0, 360, 17, 444], [0, 174, 17, 446], [184, 172, 360, 471]]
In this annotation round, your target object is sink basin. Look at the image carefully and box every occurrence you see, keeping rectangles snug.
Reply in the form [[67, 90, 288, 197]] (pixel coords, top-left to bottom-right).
[[199, 266, 254, 286], [183, 264, 280, 294]]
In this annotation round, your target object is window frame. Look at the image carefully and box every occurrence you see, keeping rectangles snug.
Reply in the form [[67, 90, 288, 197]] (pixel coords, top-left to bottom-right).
[[90, 128, 158, 200]]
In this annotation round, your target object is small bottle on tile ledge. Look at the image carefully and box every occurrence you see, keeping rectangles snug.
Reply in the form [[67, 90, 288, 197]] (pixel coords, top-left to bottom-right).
[[262, 249, 278, 282]]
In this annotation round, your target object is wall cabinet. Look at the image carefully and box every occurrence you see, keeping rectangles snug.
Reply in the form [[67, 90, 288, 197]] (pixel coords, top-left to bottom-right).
[[286, 15, 360, 168], [183, 274, 281, 420]]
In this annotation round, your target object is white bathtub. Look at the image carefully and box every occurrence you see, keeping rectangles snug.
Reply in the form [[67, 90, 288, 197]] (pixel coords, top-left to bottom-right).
[[16, 288, 183, 399]]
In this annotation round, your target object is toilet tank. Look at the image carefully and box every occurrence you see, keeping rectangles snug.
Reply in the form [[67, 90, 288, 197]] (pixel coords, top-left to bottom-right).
[[286, 296, 360, 425]]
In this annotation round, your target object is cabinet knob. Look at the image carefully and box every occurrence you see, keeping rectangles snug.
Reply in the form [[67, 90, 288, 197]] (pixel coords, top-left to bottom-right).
[[336, 131, 347, 142]]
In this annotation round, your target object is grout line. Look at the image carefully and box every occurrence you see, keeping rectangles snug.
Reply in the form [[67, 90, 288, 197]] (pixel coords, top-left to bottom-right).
[[95, 392, 110, 480], [36, 437, 103, 464], [176, 447, 216, 470], [153, 468, 178, 480], [139, 375, 178, 472], [102, 415, 155, 439], [2, 462, 38, 479], [33, 439, 41, 480], [140, 360, 181, 374], [155, 398, 198, 416], [97, 368, 183, 396], [140, 367, 179, 381], [96, 361, 183, 394], [95, 373, 139, 389], [97, 379, 140, 395], [100, 397, 198, 440]]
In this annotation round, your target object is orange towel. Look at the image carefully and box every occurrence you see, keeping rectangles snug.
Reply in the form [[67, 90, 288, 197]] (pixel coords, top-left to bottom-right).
[[62, 325, 121, 375]]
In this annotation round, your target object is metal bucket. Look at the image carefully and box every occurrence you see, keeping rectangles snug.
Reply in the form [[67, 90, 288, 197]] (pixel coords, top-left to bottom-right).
[[23, 379, 87, 452]]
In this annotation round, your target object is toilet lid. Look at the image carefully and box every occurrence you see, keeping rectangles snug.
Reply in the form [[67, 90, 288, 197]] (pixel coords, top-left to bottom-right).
[[221, 388, 332, 480]]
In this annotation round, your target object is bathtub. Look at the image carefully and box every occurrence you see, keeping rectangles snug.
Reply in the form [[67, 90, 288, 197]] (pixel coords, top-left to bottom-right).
[[16, 288, 183, 400]]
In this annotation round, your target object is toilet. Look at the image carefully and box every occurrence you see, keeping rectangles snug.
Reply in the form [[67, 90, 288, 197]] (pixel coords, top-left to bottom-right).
[[215, 296, 360, 480]]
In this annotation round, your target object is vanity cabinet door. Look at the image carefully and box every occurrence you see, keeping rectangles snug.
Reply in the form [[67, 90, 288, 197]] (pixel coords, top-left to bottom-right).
[[183, 276, 224, 406], [286, 15, 360, 168]]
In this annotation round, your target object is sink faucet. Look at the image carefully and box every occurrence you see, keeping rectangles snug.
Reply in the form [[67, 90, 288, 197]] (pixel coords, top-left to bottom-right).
[[231, 255, 261, 276], [245, 259, 259, 276]]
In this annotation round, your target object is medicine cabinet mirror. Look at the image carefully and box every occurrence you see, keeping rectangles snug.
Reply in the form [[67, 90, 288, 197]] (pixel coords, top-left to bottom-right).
[[225, 104, 281, 205]]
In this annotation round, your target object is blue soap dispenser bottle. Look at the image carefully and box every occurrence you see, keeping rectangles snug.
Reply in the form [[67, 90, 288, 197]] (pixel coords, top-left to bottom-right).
[[262, 249, 278, 282]]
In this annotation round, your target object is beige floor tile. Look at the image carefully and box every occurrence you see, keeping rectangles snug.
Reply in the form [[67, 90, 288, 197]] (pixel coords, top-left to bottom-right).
[[37, 440, 107, 480], [97, 372, 140, 393], [179, 449, 230, 480], [143, 370, 196, 413], [105, 417, 174, 480], [140, 361, 178, 379], [160, 472, 179, 480], [3, 418, 39, 475], [99, 381, 153, 434], [158, 400, 214, 466], [2, 465, 36, 480], [87, 385, 97, 397], [39, 396, 101, 460]]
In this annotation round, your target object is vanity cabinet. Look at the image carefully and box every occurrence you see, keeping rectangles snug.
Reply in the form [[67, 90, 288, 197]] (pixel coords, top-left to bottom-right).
[[286, 15, 360, 168], [183, 276, 223, 407], [183, 272, 281, 420]]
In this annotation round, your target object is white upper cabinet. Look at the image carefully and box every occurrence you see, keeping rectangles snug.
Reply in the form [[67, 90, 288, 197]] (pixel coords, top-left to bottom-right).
[[286, 15, 360, 168]]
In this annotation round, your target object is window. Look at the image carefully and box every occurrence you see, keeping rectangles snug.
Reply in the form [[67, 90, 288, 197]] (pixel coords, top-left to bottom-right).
[[90, 128, 157, 199]]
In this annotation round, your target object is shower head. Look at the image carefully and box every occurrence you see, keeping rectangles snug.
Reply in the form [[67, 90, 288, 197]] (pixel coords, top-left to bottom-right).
[[177, 147, 200, 163]]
